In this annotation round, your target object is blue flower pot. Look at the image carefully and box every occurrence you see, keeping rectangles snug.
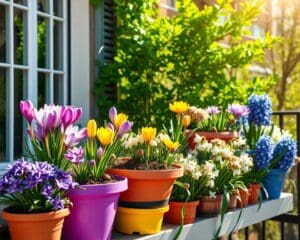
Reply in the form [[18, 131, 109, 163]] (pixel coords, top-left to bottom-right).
[[262, 169, 286, 199]]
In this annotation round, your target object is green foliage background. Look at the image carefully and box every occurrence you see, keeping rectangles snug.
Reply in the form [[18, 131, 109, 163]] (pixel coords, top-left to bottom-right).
[[95, 0, 278, 129]]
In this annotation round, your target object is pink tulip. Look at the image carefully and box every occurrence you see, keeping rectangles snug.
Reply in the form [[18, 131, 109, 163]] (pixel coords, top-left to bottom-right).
[[19, 100, 35, 124], [34, 104, 62, 132], [61, 106, 82, 130], [64, 125, 87, 148]]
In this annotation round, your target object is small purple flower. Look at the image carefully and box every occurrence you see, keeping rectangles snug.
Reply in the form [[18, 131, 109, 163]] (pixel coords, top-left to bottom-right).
[[64, 125, 87, 148], [90, 159, 96, 167], [42, 184, 53, 198], [19, 100, 35, 124], [48, 196, 64, 211], [117, 121, 133, 137], [109, 107, 117, 123], [206, 106, 220, 115], [64, 147, 84, 164], [227, 104, 250, 119], [107, 122, 115, 131], [97, 147, 103, 159], [61, 106, 82, 130]]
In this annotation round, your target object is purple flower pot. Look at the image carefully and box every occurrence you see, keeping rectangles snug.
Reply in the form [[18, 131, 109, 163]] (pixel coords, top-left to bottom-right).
[[62, 176, 127, 240]]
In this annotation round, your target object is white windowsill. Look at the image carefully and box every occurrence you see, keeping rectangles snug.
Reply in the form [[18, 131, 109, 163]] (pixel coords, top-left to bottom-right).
[[112, 193, 293, 240]]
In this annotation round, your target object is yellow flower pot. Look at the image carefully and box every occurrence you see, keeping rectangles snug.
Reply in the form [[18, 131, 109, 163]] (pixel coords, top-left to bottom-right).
[[115, 206, 169, 235]]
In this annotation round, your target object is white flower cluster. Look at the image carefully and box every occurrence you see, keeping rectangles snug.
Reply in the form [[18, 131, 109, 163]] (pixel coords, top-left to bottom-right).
[[121, 133, 144, 149], [265, 125, 292, 144], [177, 156, 202, 180]]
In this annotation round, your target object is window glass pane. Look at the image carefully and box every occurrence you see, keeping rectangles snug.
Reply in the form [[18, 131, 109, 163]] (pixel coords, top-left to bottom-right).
[[38, 72, 49, 107], [54, 74, 63, 105], [0, 5, 7, 63], [37, 0, 49, 13], [14, 0, 27, 6], [14, 69, 25, 159], [14, 8, 27, 65], [53, 0, 63, 17], [54, 20, 63, 70], [38, 16, 49, 68], [0, 68, 6, 161]]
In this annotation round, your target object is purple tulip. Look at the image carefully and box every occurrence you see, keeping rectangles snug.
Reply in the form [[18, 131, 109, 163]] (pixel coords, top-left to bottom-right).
[[64, 147, 84, 164], [206, 106, 220, 115], [227, 104, 250, 119], [117, 121, 133, 137], [64, 125, 87, 148], [19, 100, 35, 124], [61, 106, 82, 130], [109, 107, 117, 123], [97, 147, 103, 159]]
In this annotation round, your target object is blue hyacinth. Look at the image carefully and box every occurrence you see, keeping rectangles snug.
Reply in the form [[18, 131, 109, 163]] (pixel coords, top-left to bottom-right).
[[254, 135, 273, 170], [248, 94, 272, 126], [273, 137, 297, 172]]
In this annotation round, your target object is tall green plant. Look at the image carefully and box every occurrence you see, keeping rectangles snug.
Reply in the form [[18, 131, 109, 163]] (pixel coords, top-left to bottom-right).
[[95, 0, 278, 129]]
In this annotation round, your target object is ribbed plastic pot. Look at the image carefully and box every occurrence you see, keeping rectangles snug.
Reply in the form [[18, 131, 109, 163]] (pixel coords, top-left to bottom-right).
[[164, 200, 199, 224], [197, 194, 223, 216], [62, 176, 127, 240], [2, 208, 70, 240], [106, 164, 183, 209], [115, 206, 169, 235], [262, 169, 286, 199], [186, 131, 238, 150], [228, 192, 238, 210]]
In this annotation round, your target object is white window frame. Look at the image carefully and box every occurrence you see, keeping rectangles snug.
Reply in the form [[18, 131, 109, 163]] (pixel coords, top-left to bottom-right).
[[0, 0, 68, 170]]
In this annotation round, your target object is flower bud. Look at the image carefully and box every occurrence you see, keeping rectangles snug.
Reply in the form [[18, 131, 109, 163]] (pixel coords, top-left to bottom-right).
[[89, 159, 96, 167], [136, 149, 144, 158], [182, 115, 191, 128]]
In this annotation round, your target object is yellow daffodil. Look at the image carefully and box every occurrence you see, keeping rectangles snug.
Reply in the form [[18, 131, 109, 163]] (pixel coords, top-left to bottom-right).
[[97, 127, 115, 146], [163, 138, 180, 152], [169, 101, 189, 114], [141, 127, 157, 144], [114, 113, 128, 129], [87, 119, 97, 139], [182, 115, 191, 128]]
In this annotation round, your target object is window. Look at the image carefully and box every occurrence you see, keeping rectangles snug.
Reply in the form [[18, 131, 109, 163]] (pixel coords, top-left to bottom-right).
[[166, 0, 176, 8], [0, 0, 68, 164]]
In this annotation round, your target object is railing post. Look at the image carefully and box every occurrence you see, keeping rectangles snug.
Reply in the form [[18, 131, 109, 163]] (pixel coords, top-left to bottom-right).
[[296, 113, 300, 240]]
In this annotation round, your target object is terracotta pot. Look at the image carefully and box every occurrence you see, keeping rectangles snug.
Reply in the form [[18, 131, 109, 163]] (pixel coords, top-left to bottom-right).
[[197, 194, 223, 216], [106, 164, 183, 208], [236, 189, 249, 208], [186, 130, 238, 149], [2, 208, 70, 240], [164, 200, 199, 225], [228, 192, 238, 210], [248, 183, 261, 204]]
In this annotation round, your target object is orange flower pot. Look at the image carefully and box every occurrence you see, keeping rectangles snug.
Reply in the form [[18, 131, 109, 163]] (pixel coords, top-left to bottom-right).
[[2, 208, 70, 240], [228, 192, 238, 210], [197, 194, 223, 216], [237, 189, 249, 208], [164, 200, 199, 225], [248, 183, 261, 204], [186, 131, 238, 149], [106, 164, 183, 208]]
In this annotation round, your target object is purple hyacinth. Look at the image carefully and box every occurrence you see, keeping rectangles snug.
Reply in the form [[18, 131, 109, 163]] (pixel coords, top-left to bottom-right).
[[248, 94, 272, 126], [206, 106, 220, 115], [0, 158, 76, 213], [254, 135, 273, 170], [227, 104, 250, 119], [273, 137, 297, 172]]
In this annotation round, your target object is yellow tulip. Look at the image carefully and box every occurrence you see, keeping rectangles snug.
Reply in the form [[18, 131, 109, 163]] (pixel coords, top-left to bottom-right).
[[141, 127, 157, 144], [163, 138, 180, 152], [97, 127, 115, 146], [114, 113, 128, 129], [169, 101, 189, 114], [182, 115, 191, 128], [87, 119, 97, 139]]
